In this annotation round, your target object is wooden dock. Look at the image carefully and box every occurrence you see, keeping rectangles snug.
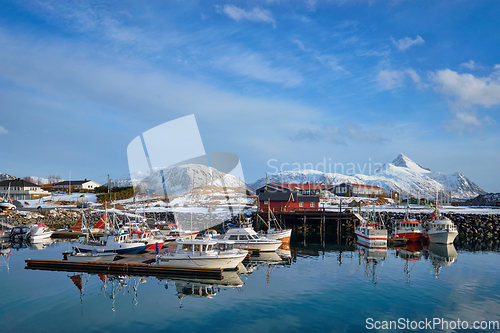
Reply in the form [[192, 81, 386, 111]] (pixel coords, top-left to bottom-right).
[[25, 253, 224, 279]]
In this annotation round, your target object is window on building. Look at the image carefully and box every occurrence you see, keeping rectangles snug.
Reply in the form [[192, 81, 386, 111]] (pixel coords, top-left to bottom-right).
[[299, 202, 304, 207], [311, 202, 315, 207]]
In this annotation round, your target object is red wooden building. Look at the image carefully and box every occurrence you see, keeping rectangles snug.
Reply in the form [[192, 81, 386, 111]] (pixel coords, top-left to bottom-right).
[[258, 191, 320, 212]]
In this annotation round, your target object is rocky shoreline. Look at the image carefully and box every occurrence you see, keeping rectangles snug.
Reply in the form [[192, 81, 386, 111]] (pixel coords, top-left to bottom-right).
[[2, 209, 500, 240]]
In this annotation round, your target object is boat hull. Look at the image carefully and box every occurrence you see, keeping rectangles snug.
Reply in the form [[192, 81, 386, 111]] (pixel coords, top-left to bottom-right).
[[74, 243, 147, 255], [427, 230, 458, 244], [233, 241, 282, 252], [264, 229, 292, 243], [64, 252, 117, 262], [395, 232, 423, 242], [156, 253, 247, 270], [355, 230, 387, 248]]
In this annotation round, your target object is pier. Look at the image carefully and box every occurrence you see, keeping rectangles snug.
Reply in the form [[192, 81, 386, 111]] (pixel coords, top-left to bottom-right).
[[25, 252, 225, 279]]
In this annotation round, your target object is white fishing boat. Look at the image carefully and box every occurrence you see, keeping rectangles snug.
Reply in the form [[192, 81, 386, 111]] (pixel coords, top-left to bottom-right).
[[73, 232, 147, 255], [355, 220, 387, 248], [0, 184, 16, 211], [62, 249, 117, 262], [221, 219, 283, 252], [155, 238, 248, 270], [424, 211, 458, 244], [354, 208, 387, 247], [153, 222, 199, 240], [26, 223, 53, 241], [257, 209, 292, 242]]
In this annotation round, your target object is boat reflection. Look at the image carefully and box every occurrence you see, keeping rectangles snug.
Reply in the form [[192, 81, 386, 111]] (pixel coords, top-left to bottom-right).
[[159, 270, 244, 307], [395, 242, 423, 285], [0, 241, 11, 271], [424, 242, 458, 279], [356, 242, 387, 285]]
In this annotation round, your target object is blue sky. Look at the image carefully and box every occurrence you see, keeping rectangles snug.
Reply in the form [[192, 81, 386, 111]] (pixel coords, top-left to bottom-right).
[[0, 0, 499, 191]]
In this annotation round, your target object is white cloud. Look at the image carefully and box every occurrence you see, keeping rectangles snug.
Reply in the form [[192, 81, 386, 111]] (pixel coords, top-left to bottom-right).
[[217, 5, 276, 27], [376, 68, 422, 90], [391, 35, 425, 51], [0, 126, 8, 134], [432, 68, 500, 129], [215, 52, 303, 87], [431, 69, 500, 108]]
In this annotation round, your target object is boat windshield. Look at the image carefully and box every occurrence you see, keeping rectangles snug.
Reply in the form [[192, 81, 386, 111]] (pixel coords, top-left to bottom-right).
[[215, 243, 234, 251]]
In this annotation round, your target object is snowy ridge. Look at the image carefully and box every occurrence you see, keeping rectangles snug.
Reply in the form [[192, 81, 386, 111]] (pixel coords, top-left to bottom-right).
[[131, 164, 252, 195], [0, 173, 16, 181], [249, 154, 486, 200]]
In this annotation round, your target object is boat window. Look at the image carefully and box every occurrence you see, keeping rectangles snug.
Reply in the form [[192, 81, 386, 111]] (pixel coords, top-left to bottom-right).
[[183, 244, 193, 251], [228, 235, 238, 240], [206, 245, 212, 251], [238, 235, 249, 240], [194, 244, 201, 252]]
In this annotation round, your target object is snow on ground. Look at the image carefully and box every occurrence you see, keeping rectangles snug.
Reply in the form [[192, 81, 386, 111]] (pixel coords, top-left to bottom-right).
[[22, 193, 98, 208]]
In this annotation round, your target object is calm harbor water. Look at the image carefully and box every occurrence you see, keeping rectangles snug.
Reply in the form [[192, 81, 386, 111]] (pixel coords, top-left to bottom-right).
[[1, 237, 499, 333]]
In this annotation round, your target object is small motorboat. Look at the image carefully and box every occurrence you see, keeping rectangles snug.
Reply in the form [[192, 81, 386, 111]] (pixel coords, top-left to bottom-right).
[[26, 224, 53, 241], [62, 249, 117, 262]]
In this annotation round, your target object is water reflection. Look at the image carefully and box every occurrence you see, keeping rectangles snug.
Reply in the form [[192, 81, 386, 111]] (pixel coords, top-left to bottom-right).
[[424, 243, 458, 279], [355, 242, 387, 285], [395, 242, 423, 285], [0, 241, 11, 271]]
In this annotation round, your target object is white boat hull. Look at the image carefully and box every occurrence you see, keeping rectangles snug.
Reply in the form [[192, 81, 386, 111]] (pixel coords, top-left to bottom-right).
[[64, 252, 117, 262], [427, 230, 458, 244], [355, 229, 387, 248], [233, 240, 282, 252], [156, 253, 247, 270], [263, 229, 292, 242]]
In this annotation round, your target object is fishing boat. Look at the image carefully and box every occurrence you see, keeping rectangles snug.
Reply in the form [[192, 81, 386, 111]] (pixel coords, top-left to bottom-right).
[[26, 223, 53, 241], [153, 222, 199, 240], [0, 184, 16, 211], [221, 221, 283, 252], [154, 238, 248, 270], [62, 249, 117, 262], [257, 209, 292, 242], [393, 208, 423, 242], [424, 216, 458, 244], [355, 213, 387, 248], [121, 221, 164, 251], [73, 232, 147, 255]]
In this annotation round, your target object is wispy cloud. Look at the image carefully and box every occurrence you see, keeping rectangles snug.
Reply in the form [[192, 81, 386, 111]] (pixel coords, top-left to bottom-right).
[[215, 52, 303, 87], [216, 5, 276, 27], [376, 68, 423, 89], [391, 35, 425, 51], [289, 122, 387, 145], [0, 125, 8, 135], [460, 60, 479, 70], [291, 39, 347, 73]]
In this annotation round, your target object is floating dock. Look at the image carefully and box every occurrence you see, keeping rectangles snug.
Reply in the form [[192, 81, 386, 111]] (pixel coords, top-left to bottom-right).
[[25, 253, 224, 279]]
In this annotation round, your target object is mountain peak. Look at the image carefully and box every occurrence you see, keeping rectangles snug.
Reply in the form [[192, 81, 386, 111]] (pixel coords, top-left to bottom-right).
[[391, 153, 431, 173]]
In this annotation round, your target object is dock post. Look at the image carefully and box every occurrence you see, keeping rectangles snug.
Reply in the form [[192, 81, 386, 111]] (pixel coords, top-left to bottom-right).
[[303, 214, 307, 246]]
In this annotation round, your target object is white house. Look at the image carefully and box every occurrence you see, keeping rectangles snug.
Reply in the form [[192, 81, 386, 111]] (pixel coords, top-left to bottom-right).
[[50, 179, 100, 192], [0, 179, 51, 200]]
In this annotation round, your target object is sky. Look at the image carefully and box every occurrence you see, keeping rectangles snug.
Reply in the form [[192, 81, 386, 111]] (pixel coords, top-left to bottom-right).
[[0, 0, 499, 192]]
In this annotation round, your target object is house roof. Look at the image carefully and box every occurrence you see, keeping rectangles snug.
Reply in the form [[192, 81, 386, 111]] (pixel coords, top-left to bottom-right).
[[297, 195, 320, 202], [342, 183, 383, 189], [258, 191, 294, 202], [52, 179, 98, 186], [0, 179, 40, 187]]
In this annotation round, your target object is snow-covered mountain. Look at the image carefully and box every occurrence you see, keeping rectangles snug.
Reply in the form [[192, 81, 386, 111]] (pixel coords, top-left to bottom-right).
[[131, 164, 252, 195], [0, 173, 16, 181], [249, 154, 486, 200]]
